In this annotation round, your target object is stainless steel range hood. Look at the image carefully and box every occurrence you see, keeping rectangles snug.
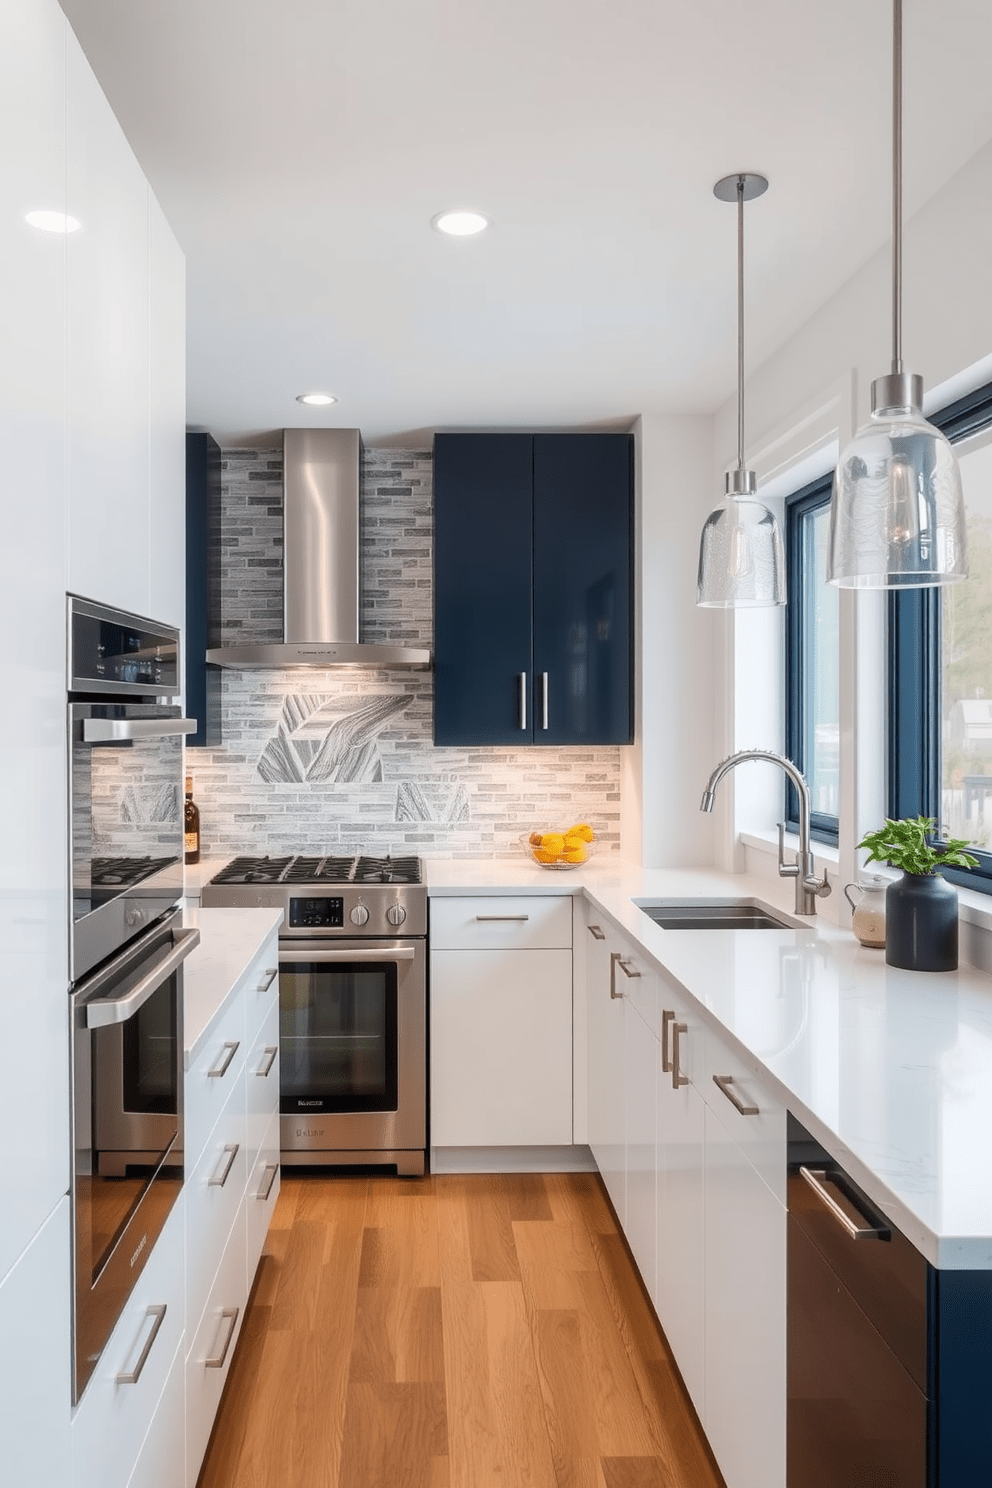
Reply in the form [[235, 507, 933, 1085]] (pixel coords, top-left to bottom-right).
[[206, 428, 431, 669]]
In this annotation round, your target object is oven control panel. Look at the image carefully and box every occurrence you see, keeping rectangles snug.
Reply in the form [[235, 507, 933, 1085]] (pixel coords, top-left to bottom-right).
[[289, 896, 344, 929]]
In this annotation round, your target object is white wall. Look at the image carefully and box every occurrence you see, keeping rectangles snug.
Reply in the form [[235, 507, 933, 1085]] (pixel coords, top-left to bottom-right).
[[623, 412, 717, 867]]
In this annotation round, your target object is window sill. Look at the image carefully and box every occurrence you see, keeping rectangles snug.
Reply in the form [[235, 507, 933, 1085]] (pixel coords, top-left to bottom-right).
[[738, 829, 840, 868]]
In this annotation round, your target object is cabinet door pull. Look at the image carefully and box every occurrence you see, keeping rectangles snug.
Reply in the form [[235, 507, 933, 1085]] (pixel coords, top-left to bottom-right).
[[209, 1143, 240, 1188], [256, 967, 278, 994], [671, 1022, 689, 1088], [618, 958, 641, 979], [116, 1304, 167, 1385], [610, 951, 624, 999], [518, 672, 528, 731], [205, 1307, 240, 1369], [587, 924, 606, 940], [257, 1162, 279, 1202], [256, 1046, 278, 1077], [661, 1009, 675, 1072], [474, 914, 530, 922], [208, 1041, 240, 1079], [541, 671, 549, 730], [713, 1073, 759, 1116], [799, 1167, 890, 1241]]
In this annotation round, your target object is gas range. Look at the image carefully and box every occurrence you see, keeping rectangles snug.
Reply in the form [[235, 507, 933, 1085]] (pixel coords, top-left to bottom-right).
[[200, 853, 427, 938]]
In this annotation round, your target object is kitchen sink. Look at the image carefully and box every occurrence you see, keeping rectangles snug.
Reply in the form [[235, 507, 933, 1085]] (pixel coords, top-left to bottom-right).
[[635, 897, 798, 931]]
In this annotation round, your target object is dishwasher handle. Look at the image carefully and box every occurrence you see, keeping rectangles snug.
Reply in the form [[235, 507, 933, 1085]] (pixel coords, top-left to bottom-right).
[[799, 1166, 891, 1242]]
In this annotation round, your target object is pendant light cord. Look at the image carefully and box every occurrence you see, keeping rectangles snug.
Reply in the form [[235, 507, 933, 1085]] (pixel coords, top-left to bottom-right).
[[892, 0, 903, 375], [737, 175, 746, 473]]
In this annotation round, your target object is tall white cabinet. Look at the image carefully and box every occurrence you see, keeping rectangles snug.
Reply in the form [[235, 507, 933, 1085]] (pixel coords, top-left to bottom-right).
[[0, 2, 186, 1484]]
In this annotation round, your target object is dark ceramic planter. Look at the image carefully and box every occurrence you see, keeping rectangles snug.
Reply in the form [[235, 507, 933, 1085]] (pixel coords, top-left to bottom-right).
[[885, 871, 958, 972]]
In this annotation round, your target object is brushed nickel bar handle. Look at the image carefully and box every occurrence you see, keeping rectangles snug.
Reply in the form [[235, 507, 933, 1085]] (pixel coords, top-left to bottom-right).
[[256, 1162, 279, 1202], [256, 967, 278, 994], [671, 1023, 689, 1089], [116, 1304, 167, 1385], [541, 671, 549, 729], [207, 1041, 240, 1078], [713, 1073, 759, 1116], [800, 1167, 891, 1241], [587, 924, 606, 940], [661, 1009, 675, 1072], [204, 1307, 240, 1369], [209, 1143, 240, 1188], [618, 959, 641, 979], [256, 1046, 278, 1078], [610, 951, 623, 999], [519, 672, 527, 730], [475, 914, 530, 921], [83, 717, 197, 742]]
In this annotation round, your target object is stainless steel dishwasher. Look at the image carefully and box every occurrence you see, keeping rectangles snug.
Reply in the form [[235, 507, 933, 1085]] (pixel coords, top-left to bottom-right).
[[787, 1116, 929, 1488]]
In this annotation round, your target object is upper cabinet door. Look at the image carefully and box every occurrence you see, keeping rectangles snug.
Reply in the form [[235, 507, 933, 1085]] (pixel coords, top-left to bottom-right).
[[66, 28, 150, 618], [433, 433, 533, 745], [148, 193, 186, 632], [534, 434, 633, 744]]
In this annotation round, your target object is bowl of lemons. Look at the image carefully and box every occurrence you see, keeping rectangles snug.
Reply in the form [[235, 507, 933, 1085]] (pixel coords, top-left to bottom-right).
[[524, 823, 596, 869]]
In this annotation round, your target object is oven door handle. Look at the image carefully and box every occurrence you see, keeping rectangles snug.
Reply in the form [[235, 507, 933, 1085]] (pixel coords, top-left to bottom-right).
[[279, 945, 416, 964], [81, 717, 198, 743], [85, 928, 200, 1027]]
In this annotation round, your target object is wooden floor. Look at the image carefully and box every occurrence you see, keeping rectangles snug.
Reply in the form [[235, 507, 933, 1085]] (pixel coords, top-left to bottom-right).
[[198, 1172, 723, 1488]]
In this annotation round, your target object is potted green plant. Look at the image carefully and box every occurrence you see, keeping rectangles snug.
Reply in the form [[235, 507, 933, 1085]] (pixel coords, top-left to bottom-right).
[[856, 816, 978, 971]]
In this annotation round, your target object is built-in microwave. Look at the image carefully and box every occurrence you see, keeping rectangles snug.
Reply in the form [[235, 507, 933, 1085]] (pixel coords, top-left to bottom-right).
[[67, 596, 196, 981]]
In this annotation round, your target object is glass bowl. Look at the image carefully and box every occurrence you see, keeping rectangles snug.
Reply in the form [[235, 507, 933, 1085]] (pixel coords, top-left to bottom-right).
[[521, 830, 596, 870]]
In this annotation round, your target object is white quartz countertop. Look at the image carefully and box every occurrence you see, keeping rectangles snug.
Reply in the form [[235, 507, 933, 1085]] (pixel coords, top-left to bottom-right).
[[426, 857, 992, 1269], [181, 905, 282, 1068]]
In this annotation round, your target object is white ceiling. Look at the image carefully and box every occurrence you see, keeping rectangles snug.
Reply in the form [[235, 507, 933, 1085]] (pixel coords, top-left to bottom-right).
[[60, 0, 992, 447]]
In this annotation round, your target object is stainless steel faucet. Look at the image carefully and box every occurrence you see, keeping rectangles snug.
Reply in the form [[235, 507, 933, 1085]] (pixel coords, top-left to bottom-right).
[[700, 749, 832, 916]]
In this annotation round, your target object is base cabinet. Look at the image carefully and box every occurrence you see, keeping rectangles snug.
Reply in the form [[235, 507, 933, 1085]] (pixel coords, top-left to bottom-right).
[[585, 916, 626, 1224]]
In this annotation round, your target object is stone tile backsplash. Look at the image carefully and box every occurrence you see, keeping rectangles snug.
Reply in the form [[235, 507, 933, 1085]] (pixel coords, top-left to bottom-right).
[[186, 445, 623, 860]]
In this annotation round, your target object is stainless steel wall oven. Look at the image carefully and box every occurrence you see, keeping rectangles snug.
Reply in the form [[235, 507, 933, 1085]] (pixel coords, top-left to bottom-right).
[[67, 595, 197, 1402]]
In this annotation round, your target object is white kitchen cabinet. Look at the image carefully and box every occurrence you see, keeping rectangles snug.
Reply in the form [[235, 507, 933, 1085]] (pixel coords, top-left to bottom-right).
[[0, 0, 71, 1284], [431, 945, 573, 1148], [71, 1195, 186, 1488], [624, 988, 658, 1304], [148, 191, 186, 633], [703, 1105, 786, 1488], [186, 1206, 249, 1488], [66, 24, 151, 617], [654, 976, 706, 1418], [0, 1199, 72, 1488], [125, 1334, 185, 1488], [585, 913, 626, 1223]]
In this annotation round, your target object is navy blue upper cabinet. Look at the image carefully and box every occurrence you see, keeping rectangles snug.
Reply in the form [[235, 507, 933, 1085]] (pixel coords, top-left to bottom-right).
[[433, 432, 633, 746]]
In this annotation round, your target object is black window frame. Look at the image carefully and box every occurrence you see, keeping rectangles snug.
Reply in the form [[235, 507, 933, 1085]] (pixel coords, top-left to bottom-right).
[[889, 379, 992, 893], [785, 472, 839, 847]]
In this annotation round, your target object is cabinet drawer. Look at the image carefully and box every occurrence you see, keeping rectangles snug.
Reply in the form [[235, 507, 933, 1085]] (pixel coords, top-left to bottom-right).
[[612, 939, 657, 1034], [243, 930, 280, 1051], [124, 1331, 185, 1488], [702, 1025, 786, 1204], [71, 1196, 185, 1488], [186, 1203, 248, 1488], [246, 1107, 281, 1294], [184, 988, 247, 1174], [185, 1078, 247, 1347], [247, 995, 280, 1144], [431, 895, 572, 950]]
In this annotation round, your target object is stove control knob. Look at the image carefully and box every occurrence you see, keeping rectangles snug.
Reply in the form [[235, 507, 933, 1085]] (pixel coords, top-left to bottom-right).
[[350, 904, 370, 926], [386, 903, 407, 926]]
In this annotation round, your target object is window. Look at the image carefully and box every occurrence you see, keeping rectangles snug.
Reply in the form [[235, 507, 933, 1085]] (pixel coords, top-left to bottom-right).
[[889, 381, 992, 891], [785, 473, 839, 845]]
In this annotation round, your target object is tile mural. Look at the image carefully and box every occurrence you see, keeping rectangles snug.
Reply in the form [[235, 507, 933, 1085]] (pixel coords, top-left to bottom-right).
[[186, 446, 623, 860]]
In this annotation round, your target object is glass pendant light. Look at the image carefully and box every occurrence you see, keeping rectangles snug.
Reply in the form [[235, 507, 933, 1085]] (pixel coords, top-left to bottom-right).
[[697, 173, 786, 608], [828, 0, 967, 588]]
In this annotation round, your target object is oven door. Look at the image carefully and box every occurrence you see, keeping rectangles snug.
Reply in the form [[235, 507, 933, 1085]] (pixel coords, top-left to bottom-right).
[[71, 911, 198, 1403], [278, 940, 426, 1156], [69, 702, 196, 980]]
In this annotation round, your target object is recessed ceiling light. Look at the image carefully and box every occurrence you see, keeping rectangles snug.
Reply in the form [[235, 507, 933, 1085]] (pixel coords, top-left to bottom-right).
[[26, 210, 81, 233], [296, 392, 338, 406], [431, 210, 490, 237]]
